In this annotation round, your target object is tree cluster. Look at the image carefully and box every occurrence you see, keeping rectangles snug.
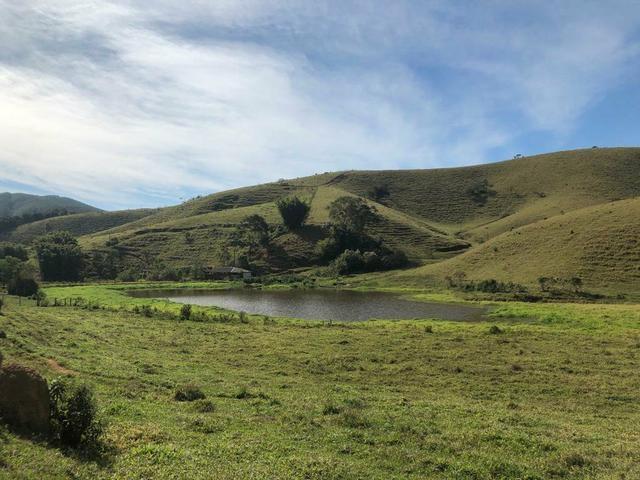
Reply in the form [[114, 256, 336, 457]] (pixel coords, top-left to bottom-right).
[[34, 231, 84, 282]]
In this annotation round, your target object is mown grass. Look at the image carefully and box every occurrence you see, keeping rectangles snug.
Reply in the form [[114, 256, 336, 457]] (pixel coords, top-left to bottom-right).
[[1, 284, 639, 479]]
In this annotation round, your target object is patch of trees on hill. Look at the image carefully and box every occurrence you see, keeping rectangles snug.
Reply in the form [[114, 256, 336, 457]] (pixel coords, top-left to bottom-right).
[[317, 196, 408, 275], [0, 209, 70, 235]]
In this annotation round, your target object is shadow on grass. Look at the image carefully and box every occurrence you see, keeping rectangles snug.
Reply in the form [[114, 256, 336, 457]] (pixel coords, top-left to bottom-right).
[[0, 420, 116, 470]]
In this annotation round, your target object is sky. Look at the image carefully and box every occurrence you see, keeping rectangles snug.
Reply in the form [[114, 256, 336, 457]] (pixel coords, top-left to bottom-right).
[[1, 1, 639, 210]]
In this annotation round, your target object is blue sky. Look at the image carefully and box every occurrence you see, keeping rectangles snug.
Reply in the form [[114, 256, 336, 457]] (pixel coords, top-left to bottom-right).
[[0, 1, 639, 210]]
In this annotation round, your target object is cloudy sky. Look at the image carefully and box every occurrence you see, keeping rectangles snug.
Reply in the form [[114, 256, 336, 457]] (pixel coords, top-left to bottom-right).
[[1, 1, 639, 210]]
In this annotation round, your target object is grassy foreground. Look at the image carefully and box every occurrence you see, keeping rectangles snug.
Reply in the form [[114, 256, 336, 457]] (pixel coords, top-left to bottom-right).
[[1, 285, 640, 479]]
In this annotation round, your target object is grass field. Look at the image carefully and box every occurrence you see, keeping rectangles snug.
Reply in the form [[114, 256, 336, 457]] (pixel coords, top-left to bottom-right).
[[1, 283, 640, 479]]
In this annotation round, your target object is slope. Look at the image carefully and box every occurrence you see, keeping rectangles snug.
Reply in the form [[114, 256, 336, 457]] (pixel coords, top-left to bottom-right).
[[330, 147, 640, 241], [391, 197, 640, 292], [75, 147, 639, 280], [1, 209, 157, 243]]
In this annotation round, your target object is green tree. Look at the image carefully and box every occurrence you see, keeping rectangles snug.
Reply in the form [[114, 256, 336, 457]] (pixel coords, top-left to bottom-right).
[[34, 231, 83, 281], [276, 197, 310, 230], [328, 196, 377, 235], [0, 256, 24, 286], [0, 243, 28, 262]]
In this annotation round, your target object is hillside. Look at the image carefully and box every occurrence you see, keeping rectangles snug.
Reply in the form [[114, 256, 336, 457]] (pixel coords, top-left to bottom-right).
[[15, 147, 637, 290], [391, 197, 640, 293], [0, 192, 99, 217], [1, 209, 157, 243]]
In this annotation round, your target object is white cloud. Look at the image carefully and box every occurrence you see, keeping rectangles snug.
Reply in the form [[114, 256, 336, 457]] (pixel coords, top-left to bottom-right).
[[0, 0, 638, 208]]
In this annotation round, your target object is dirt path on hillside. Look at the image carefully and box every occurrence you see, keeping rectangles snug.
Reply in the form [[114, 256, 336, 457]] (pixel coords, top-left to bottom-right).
[[46, 359, 77, 376]]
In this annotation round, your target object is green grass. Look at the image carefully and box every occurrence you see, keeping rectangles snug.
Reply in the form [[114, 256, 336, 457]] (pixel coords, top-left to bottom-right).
[[1, 285, 640, 479]]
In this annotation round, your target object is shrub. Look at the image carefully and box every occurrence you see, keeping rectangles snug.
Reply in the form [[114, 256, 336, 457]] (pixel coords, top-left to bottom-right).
[[367, 184, 390, 202], [322, 402, 341, 415], [174, 384, 205, 402], [331, 248, 408, 275], [331, 249, 366, 275], [116, 268, 140, 282], [7, 277, 39, 297], [49, 378, 102, 448], [180, 304, 192, 321], [192, 399, 215, 413], [275, 196, 310, 230]]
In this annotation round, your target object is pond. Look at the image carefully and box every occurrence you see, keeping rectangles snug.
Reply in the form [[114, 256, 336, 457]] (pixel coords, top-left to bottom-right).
[[128, 288, 487, 322]]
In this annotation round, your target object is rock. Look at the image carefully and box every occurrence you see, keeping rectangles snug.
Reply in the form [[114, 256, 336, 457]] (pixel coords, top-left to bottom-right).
[[0, 364, 50, 434]]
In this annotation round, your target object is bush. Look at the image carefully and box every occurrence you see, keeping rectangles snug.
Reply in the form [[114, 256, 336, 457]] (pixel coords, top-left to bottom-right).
[[7, 277, 39, 297], [275, 196, 310, 230], [180, 304, 192, 321], [192, 399, 215, 413], [174, 384, 205, 402], [331, 249, 366, 275], [331, 248, 409, 275], [116, 268, 140, 282], [49, 378, 102, 448]]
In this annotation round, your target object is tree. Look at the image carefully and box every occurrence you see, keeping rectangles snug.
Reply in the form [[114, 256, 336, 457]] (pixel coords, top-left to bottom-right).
[[328, 196, 377, 235], [8, 276, 39, 297], [0, 256, 24, 286], [34, 231, 83, 281], [276, 197, 310, 230], [0, 243, 28, 262]]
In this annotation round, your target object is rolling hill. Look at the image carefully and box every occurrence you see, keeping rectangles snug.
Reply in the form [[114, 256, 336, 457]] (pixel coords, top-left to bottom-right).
[[390, 197, 640, 293], [1, 209, 158, 243], [7, 147, 640, 292], [0, 192, 99, 217]]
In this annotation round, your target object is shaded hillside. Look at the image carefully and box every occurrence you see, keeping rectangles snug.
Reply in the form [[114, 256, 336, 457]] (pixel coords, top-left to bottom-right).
[[1, 209, 156, 243], [392, 197, 640, 293], [0, 192, 99, 217]]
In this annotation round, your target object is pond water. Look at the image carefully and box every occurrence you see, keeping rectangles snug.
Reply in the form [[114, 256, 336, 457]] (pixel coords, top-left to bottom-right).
[[128, 288, 487, 322]]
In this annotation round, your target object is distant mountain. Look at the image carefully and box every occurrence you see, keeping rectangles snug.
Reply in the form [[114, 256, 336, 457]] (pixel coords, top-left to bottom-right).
[[0, 192, 100, 218]]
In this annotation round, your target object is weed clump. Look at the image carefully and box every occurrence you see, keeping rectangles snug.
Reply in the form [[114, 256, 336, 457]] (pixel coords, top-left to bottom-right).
[[192, 399, 215, 413], [234, 386, 252, 399], [49, 378, 102, 449], [322, 402, 341, 415], [174, 384, 205, 402]]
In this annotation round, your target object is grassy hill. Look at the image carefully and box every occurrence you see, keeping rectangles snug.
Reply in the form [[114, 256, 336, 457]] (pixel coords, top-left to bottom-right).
[[12, 147, 636, 290], [1, 209, 157, 243], [391, 197, 640, 293], [0, 192, 99, 217]]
